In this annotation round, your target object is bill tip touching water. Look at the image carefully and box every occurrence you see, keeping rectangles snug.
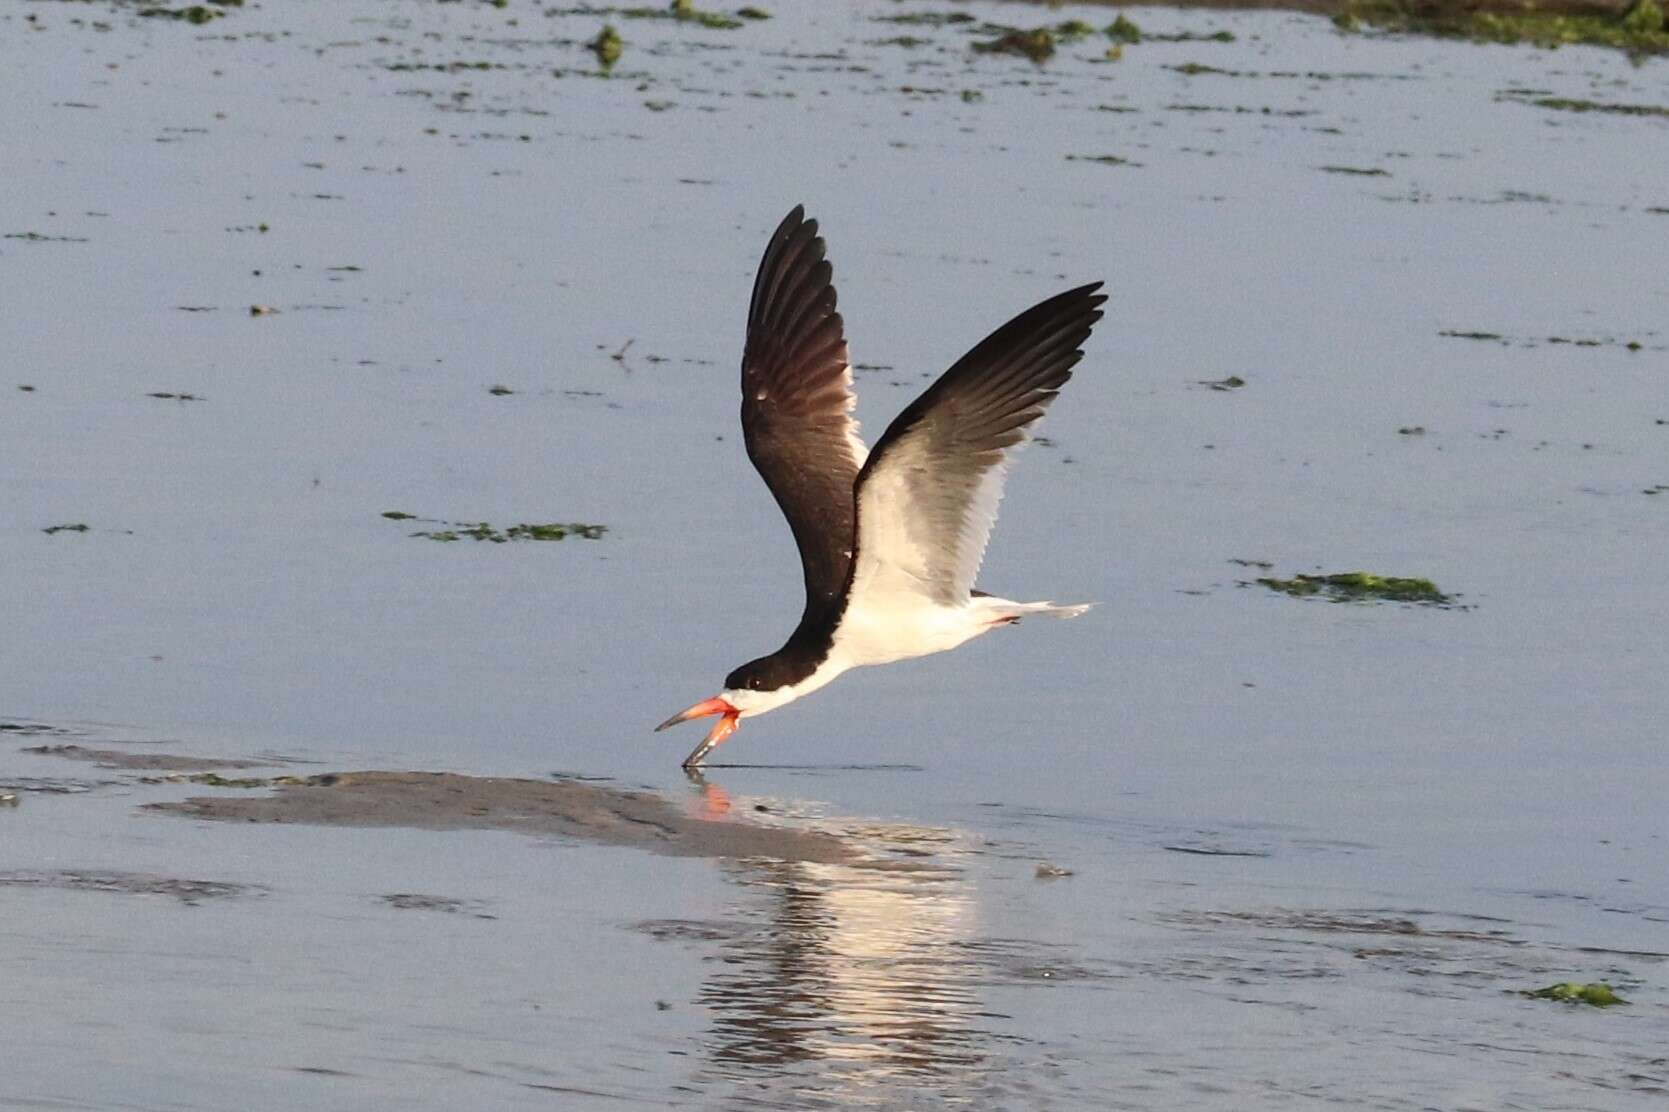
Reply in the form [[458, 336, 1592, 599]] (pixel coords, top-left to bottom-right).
[[657, 205, 1104, 768]]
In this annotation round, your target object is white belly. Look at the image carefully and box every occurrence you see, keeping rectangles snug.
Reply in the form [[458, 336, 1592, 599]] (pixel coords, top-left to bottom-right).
[[831, 597, 994, 668]]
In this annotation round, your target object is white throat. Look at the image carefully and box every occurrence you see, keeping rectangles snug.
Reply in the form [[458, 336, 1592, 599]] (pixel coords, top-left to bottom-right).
[[722, 654, 852, 719]]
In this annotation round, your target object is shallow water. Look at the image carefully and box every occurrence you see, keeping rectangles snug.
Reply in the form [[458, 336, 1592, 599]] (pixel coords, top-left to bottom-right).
[[3, 1, 1667, 1108]]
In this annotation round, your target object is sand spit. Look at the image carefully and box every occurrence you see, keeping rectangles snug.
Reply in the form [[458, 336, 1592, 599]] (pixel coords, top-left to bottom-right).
[[145, 771, 860, 864]]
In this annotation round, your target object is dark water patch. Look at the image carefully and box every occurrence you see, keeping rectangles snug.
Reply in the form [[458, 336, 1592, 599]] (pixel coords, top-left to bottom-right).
[[21, 744, 270, 771], [0, 776, 125, 795], [3, 232, 90, 243], [1440, 328, 1508, 342], [1517, 96, 1669, 117], [0, 869, 263, 904], [953, 936, 1113, 985], [380, 893, 497, 918], [137, 4, 238, 25], [1168, 908, 1520, 942], [1164, 841, 1272, 857], [633, 917, 741, 942], [1065, 152, 1141, 167], [2, 721, 84, 738], [1167, 103, 1315, 115]]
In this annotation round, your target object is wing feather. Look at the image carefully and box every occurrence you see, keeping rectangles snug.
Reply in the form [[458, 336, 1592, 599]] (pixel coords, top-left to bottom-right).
[[849, 282, 1106, 608], [741, 206, 867, 624]]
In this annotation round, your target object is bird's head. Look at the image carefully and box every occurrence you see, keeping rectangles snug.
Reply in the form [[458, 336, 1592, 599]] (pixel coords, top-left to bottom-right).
[[654, 657, 807, 765]]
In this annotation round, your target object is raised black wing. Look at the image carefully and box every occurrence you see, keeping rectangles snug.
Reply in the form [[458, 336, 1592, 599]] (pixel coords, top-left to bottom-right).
[[740, 206, 867, 623]]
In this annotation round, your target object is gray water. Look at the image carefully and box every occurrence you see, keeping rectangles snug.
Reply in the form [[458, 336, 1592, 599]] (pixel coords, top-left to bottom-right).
[[3, 0, 1666, 1107]]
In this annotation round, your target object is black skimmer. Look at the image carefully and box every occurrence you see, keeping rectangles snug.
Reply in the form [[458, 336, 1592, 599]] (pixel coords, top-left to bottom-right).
[[657, 206, 1105, 767]]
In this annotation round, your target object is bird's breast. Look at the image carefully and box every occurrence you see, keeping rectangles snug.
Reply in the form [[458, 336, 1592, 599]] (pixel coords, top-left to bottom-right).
[[831, 598, 990, 667]]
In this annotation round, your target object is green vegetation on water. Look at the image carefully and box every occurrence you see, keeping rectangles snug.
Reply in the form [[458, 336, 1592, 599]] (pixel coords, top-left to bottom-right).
[[138, 1, 239, 23], [382, 512, 607, 543], [590, 23, 623, 68], [877, 10, 1226, 59], [1107, 14, 1144, 42], [663, 0, 742, 30], [875, 11, 975, 27], [1523, 96, 1669, 116], [1254, 571, 1457, 606], [1066, 153, 1140, 166], [1335, 0, 1669, 56], [972, 27, 1059, 62], [5, 232, 90, 243], [1523, 982, 1629, 1006]]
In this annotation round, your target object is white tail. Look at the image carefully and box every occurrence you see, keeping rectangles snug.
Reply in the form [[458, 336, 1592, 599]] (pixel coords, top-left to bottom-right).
[[1017, 600, 1093, 620], [973, 597, 1095, 625]]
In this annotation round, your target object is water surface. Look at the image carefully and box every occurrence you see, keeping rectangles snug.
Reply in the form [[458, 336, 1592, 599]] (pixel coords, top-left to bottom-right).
[[3, 1, 1666, 1107]]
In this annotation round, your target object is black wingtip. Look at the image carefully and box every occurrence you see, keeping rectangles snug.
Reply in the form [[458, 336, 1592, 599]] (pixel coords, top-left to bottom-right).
[[774, 204, 810, 239], [1054, 279, 1108, 311]]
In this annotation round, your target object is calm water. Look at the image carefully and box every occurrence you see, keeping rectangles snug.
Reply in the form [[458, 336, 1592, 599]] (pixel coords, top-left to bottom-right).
[[3, 1, 1666, 1108]]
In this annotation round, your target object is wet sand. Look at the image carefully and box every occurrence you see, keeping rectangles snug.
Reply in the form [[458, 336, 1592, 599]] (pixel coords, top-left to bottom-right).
[[147, 769, 861, 864]]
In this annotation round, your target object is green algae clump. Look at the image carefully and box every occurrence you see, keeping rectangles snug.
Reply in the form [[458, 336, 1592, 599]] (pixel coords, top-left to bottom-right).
[[972, 27, 1057, 63], [1107, 14, 1143, 42], [1523, 982, 1629, 1006], [1255, 571, 1456, 606], [665, 0, 743, 29], [1334, 0, 1669, 56], [1624, 0, 1665, 32], [383, 512, 607, 543], [589, 24, 623, 69], [138, 4, 227, 23]]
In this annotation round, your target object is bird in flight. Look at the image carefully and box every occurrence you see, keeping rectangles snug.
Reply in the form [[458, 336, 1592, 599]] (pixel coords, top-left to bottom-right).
[[657, 206, 1105, 767]]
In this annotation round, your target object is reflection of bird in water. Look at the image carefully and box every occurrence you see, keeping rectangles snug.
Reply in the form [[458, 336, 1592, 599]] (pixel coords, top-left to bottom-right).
[[656, 206, 1104, 767], [680, 773, 989, 1099]]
